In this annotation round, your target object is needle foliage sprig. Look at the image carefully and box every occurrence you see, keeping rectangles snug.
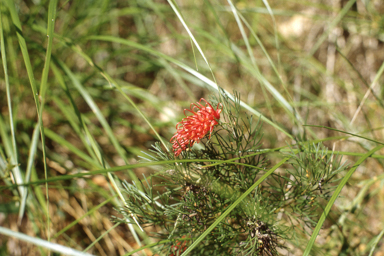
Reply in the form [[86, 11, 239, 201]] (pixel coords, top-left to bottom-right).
[[115, 92, 347, 255]]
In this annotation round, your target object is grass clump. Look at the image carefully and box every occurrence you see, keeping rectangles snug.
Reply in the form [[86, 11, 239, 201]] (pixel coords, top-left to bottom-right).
[[0, 0, 384, 255]]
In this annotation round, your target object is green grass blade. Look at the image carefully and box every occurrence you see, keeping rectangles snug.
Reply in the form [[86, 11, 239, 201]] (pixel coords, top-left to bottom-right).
[[350, 60, 384, 125], [54, 60, 128, 164], [304, 125, 384, 145], [166, 0, 231, 122], [227, 0, 276, 123], [159, 59, 196, 102], [65, 44, 169, 151], [166, 0, 216, 81], [2, 146, 384, 192], [0, 227, 94, 256], [0, 115, 18, 194], [279, 149, 384, 159], [0, 159, 236, 189], [53, 59, 146, 237], [20, 0, 57, 224], [234, 11, 319, 139], [18, 123, 40, 226], [228, 0, 300, 124], [4, 0, 39, 101], [0, 0, 26, 205], [40, 0, 57, 99], [369, 228, 384, 256], [55, 196, 115, 238], [83, 223, 120, 253], [0, 10, 18, 77], [336, 47, 384, 109], [54, 57, 144, 194], [27, 22, 168, 151], [4, 0, 53, 233], [303, 145, 384, 256], [308, 0, 356, 56], [43, 128, 101, 169], [60, 56, 147, 242], [181, 157, 291, 255], [87, 35, 293, 139], [50, 64, 101, 163], [261, 0, 281, 67]]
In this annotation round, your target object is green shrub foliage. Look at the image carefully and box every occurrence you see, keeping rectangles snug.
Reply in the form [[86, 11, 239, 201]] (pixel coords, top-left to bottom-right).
[[115, 92, 347, 255]]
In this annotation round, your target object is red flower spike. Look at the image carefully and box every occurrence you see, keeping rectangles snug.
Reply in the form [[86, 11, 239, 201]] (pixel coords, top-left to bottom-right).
[[169, 237, 188, 256], [169, 240, 187, 256], [170, 98, 222, 156]]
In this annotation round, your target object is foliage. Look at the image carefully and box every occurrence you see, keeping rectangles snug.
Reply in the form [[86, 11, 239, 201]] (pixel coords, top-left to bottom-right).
[[0, 0, 384, 255], [116, 93, 347, 255]]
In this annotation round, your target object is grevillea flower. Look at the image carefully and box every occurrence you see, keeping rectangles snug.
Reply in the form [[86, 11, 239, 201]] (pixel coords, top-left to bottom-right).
[[169, 238, 187, 256], [170, 98, 222, 156]]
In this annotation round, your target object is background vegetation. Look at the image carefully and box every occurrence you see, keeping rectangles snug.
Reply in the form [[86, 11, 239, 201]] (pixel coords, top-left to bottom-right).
[[1, 0, 384, 255]]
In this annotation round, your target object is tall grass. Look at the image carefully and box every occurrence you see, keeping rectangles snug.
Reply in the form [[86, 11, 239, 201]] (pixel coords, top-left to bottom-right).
[[0, 0, 383, 255]]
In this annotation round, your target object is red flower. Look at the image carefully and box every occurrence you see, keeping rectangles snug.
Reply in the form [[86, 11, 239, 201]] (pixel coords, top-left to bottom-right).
[[169, 237, 188, 256], [170, 98, 222, 156], [169, 239, 187, 256]]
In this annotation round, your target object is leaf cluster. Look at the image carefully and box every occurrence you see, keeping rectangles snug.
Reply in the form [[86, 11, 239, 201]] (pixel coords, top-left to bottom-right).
[[115, 93, 347, 255]]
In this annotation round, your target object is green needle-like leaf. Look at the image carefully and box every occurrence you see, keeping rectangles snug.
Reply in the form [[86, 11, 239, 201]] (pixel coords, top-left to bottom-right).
[[303, 145, 384, 256], [181, 157, 291, 255]]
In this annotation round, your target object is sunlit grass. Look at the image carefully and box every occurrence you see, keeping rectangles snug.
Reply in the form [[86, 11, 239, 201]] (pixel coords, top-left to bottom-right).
[[0, 0, 384, 255]]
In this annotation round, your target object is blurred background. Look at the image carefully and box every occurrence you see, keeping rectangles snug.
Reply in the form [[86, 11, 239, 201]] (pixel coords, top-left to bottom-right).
[[1, 0, 384, 255]]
